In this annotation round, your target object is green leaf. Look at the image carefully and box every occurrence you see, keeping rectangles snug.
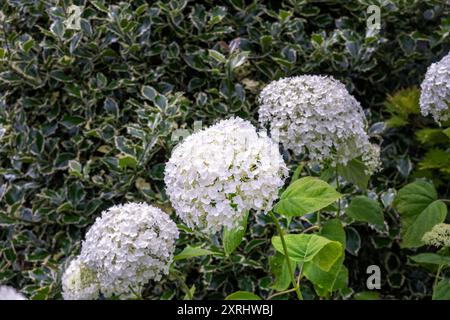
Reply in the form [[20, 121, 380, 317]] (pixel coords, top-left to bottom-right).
[[68, 160, 82, 178], [225, 291, 261, 300], [272, 57, 292, 68], [67, 181, 86, 206], [91, 1, 109, 13], [410, 253, 450, 266], [346, 196, 384, 226], [278, 9, 292, 21], [443, 127, 450, 139], [260, 35, 273, 52], [50, 70, 73, 82], [345, 227, 361, 256], [155, 95, 168, 111], [337, 159, 369, 191], [272, 234, 342, 271], [354, 291, 380, 300], [433, 279, 450, 300], [269, 253, 295, 291], [320, 219, 346, 246], [50, 21, 65, 39], [290, 162, 305, 183], [229, 52, 248, 70], [273, 177, 341, 217], [104, 97, 119, 116], [141, 85, 158, 102], [386, 115, 408, 128], [416, 129, 450, 145], [223, 211, 249, 256], [183, 284, 196, 300], [56, 202, 73, 214], [80, 19, 92, 36], [60, 115, 84, 129], [23, 39, 35, 53], [118, 155, 138, 170], [397, 156, 413, 178], [173, 246, 215, 261], [394, 180, 447, 248], [384, 87, 420, 120], [135, 4, 148, 16], [402, 200, 447, 248], [394, 180, 437, 220], [418, 149, 450, 172], [304, 257, 348, 294], [311, 33, 324, 45], [303, 220, 348, 294], [30, 285, 51, 300], [208, 49, 226, 63]]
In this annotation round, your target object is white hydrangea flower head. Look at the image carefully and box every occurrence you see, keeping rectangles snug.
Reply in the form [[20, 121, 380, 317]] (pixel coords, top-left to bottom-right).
[[362, 143, 381, 175], [422, 223, 450, 247], [79, 202, 179, 299], [258, 75, 379, 171], [62, 257, 100, 300], [419, 52, 450, 124], [165, 117, 288, 233], [0, 286, 26, 300]]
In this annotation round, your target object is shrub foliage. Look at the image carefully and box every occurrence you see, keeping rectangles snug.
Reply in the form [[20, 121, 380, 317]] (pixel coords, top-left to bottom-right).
[[0, 0, 449, 299]]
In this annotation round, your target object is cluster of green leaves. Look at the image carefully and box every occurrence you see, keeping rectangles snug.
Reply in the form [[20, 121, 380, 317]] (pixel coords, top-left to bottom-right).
[[383, 87, 450, 186], [360, 87, 450, 299], [0, 0, 449, 300], [394, 180, 447, 249], [220, 170, 389, 300], [394, 180, 450, 300]]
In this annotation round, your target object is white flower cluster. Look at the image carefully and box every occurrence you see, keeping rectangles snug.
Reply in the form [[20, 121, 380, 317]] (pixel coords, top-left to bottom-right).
[[420, 52, 450, 124], [422, 223, 450, 247], [362, 143, 381, 176], [0, 286, 26, 300], [165, 117, 288, 232], [258, 75, 380, 173], [62, 202, 179, 299], [61, 257, 100, 300]]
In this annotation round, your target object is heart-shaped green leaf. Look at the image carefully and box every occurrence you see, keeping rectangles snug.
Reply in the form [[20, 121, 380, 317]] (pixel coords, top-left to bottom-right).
[[274, 177, 341, 217], [272, 234, 343, 271]]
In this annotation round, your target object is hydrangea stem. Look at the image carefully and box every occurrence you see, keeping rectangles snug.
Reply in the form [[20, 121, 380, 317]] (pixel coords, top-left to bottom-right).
[[335, 166, 341, 215], [171, 268, 194, 300], [434, 264, 444, 292], [268, 287, 296, 299], [269, 211, 303, 300], [317, 210, 321, 227]]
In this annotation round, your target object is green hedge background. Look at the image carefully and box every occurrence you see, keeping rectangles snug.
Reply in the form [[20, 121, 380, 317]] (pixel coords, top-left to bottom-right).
[[0, 0, 449, 299]]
